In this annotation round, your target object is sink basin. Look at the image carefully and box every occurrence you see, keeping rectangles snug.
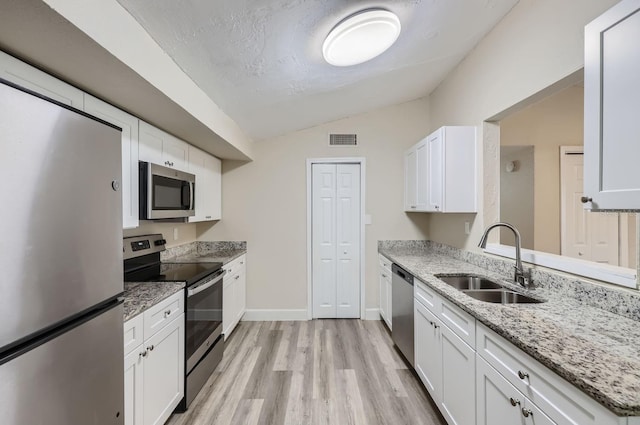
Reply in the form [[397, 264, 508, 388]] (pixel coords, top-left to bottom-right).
[[436, 275, 504, 290], [462, 289, 543, 304]]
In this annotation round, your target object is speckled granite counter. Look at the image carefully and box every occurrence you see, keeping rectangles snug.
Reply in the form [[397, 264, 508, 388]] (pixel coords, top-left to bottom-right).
[[123, 281, 185, 321], [162, 241, 246, 265], [379, 241, 640, 416]]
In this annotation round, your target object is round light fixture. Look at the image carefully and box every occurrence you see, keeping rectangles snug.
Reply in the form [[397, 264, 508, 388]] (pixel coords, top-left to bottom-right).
[[322, 9, 401, 67]]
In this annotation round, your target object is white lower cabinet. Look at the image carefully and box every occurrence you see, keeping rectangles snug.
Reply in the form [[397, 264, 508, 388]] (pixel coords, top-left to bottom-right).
[[477, 355, 554, 425], [379, 255, 392, 329], [124, 291, 185, 425], [414, 283, 475, 425], [476, 323, 623, 425], [223, 255, 246, 339]]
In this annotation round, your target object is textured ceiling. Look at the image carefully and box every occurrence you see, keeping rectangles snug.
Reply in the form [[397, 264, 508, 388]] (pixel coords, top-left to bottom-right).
[[116, 0, 520, 141]]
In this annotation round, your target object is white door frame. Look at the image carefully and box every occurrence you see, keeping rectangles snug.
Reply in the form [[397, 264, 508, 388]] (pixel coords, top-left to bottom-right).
[[307, 157, 366, 320]]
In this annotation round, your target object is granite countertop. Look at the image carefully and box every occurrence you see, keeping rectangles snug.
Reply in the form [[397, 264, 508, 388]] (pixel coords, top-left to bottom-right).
[[123, 281, 185, 322], [379, 245, 640, 416], [165, 249, 245, 265]]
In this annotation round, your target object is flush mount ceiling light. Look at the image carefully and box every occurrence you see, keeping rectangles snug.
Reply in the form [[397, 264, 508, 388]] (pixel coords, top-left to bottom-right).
[[322, 9, 401, 67]]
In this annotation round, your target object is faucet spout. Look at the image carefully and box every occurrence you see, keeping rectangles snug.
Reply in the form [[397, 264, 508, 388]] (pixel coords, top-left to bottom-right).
[[478, 222, 530, 288]]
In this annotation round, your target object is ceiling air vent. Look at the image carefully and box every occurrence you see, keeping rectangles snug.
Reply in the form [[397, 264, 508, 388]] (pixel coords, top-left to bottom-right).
[[329, 133, 357, 147]]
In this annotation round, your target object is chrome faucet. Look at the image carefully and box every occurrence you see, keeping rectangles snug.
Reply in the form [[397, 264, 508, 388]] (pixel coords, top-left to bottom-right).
[[478, 222, 531, 288]]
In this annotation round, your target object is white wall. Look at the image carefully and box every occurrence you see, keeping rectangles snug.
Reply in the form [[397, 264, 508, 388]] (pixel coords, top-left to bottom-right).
[[197, 98, 432, 313], [426, 0, 620, 251], [500, 146, 534, 249]]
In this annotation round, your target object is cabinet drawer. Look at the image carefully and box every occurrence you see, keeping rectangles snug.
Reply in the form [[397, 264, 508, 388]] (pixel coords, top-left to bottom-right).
[[123, 314, 144, 356], [477, 323, 618, 425], [415, 279, 441, 313], [223, 255, 246, 278], [143, 291, 184, 340], [379, 254, 392, 270], [440, 298, 475, 348]]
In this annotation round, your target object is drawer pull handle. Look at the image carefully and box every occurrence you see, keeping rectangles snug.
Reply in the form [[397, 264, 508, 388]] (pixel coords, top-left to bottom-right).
[[517, 370, 529, 380], [382, 274, 387, 278], [235, 275, 240, 280], [521, 408, 533, 418], [164, 310, 172, 317], [140, 349, 148, 358], [147, 345, 155, 352], [509, 397, 520, 407]]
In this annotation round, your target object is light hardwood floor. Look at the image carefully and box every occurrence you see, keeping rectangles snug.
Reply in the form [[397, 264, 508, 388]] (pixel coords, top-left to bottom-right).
[[168, 320, 446, 425]]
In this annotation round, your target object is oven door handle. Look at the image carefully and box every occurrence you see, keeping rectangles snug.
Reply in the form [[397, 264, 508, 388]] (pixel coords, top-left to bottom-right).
[[187, 270, 226, 298]]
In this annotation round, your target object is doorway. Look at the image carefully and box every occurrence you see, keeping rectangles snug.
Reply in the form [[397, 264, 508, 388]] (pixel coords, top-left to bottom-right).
[[307, 158, 365, 319], [560, 146, 619, 264]]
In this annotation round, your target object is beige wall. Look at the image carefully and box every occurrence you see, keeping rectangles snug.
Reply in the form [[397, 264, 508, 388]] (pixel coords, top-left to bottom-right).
[[197, 98, 432, 312], [500, 146, 534, 249], [426, 0, 620, 251], [124, 221, 197, 248], [501, 85, 584, 255]]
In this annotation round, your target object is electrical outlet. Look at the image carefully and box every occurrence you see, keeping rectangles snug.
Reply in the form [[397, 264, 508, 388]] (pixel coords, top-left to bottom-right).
[[465, 221, 471, 235], [173, 227, 179, 240]]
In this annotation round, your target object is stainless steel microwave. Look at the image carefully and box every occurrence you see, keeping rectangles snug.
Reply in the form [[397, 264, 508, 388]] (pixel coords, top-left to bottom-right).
[[139, 161, 195, 219]]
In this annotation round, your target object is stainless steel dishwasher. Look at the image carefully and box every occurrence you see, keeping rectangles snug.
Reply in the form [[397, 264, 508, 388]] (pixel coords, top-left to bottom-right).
[[391, 263, 414, 366]]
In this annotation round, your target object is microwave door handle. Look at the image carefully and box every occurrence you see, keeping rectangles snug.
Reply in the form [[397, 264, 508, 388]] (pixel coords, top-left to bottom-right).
[[190, 181, 195, 211]]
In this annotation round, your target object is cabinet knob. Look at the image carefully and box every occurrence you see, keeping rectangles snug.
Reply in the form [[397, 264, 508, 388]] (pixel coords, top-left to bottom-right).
[[410, 205, 416, 209], [140, 349, 148, 358], [517, 370, 529, 380], [164, 310, 172, 317], [509, 397, 520, 407], [580, 196, 592, 204], [235, 275, 240, 280], [206, 216, 212, 219], [521, 408, 533, 418]]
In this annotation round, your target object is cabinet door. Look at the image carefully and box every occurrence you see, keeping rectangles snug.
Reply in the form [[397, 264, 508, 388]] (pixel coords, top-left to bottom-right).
[[138, 121, 163, 165], [379, 266, 388, 322], [415, 140, 429, 210], [0, 51, 84, 109], [427, 131, 443, 212], [222, 275, 236, 340], [162, 135, 188, 171], [385, 276, 392, 330], [414, 301, 442, 402], [188, 147, 222, 222], [476, 356, 526, 425], [235, 269, 246, 323], [405, 148, 417, 211], [84, 95, 139, 229], [584, 1, 640, 209], [440, 322, 476, 425], [124, 346, 145, 425], [143, 315, 185, 425]]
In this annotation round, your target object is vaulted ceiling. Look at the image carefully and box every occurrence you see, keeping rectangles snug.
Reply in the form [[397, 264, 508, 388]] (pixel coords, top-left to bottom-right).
[[116, 0, 520, 141]]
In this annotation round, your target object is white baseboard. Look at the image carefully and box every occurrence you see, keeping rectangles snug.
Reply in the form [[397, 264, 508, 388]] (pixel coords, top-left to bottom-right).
[[241, 309, 308, 321], [364, 308, 381, 320]]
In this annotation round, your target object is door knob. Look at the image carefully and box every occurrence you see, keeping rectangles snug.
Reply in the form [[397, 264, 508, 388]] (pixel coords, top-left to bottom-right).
[[581, 196, 592, 203]]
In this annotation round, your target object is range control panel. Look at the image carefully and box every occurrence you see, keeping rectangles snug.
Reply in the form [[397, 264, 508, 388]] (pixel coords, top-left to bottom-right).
[[123, 234, 166, 260]]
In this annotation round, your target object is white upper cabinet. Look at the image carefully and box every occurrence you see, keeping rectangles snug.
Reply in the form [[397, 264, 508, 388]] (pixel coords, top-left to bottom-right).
[[584, 0, 640, 210], [0, 51, 84, 109], [84, 95, 139, 229], [188, 146, 222, 222], [139, 121, 188, 172], [404, 126, 477, 213]]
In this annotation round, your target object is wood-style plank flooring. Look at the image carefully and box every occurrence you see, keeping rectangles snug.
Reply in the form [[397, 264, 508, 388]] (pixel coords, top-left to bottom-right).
[[168, 320, 446, 425]]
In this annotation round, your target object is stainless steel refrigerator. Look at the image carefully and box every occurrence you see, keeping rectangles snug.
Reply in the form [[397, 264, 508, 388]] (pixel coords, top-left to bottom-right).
[[0, 79, 125, 424]]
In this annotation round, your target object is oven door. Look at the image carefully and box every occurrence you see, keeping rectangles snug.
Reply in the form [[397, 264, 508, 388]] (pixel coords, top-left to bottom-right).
[[140, 161, 195, 219], [185, 270, 225, 373]]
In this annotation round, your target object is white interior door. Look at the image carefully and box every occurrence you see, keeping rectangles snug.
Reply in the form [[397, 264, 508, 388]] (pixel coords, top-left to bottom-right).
[[561, 148, 619, 264], [312, 163, 361, 318]]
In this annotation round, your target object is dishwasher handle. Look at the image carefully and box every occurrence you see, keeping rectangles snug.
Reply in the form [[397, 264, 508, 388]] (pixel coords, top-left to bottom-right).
[[392, 263, 414, 285]]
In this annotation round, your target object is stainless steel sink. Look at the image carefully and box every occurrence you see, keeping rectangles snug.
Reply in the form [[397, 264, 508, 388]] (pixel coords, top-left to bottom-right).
[[462, 289, 543, 304], [436, 275, 504, 290]]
